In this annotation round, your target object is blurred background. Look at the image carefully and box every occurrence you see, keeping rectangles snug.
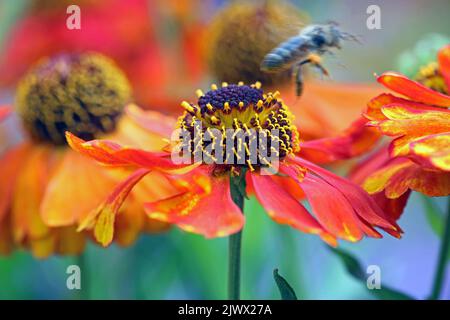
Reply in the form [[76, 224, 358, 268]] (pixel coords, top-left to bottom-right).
[[0, 0, 449, 299]]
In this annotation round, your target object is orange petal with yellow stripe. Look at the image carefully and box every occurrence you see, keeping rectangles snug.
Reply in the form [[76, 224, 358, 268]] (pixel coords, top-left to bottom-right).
[[78, 168, 151, 247], [363, 157, 450, 198], [409, 133, 450, 171], [369, 104, 450, 157]]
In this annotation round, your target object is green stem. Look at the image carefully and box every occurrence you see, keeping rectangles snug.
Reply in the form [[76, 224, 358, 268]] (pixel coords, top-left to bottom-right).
[[429, 198, 450, 300], [76, 252, 89, 300], [228, 173, 246, 300], [228, 228, 243, 300]]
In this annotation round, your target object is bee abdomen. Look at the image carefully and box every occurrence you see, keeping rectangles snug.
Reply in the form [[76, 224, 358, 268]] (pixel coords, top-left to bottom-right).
[[261, 36, 306, 72]]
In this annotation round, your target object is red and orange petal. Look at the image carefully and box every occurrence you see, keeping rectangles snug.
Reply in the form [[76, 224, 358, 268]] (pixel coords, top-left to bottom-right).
[[363, 157, 450, 198], [349, 147, 412, 221], [376, 72, 450, 107], [281, 80, 383, 140], [249, 156, 401, 245], [145, 175, 244, 238], [66, 132, 194, 174], [298, 117, 381, 164], [307, 160, 400, 231]]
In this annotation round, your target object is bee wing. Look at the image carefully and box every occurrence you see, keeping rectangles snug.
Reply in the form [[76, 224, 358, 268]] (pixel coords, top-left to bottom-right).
[[263, 19, 306, 47]]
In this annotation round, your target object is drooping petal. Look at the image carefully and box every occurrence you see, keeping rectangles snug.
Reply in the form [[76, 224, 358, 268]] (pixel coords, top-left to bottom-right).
[[78, 168, 151, 247], [0, 215, 13, 255], [291, 157, 401, 235], [0, 144, 31, 222], [145, 176, 244, 238], [437, 44, 450, 89], [54, 226, 86, 256], [250, 172, 325, 235], [299, 117, 381, 164], [11, 145, 55, 242], [349, 148, 412, 221], [349, 147, 390, 185], [299, 173, 365, 242], [409, 132, 450, 171], [371, 191, 411, 222], [377, 72, 450, 107], [361, 157, 413, 196], [41, 151, 120, 227]]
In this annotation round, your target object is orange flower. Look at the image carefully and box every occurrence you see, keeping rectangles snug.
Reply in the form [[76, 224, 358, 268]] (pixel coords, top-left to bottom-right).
[[0, 53, 180, 258], [0, 0, 205, 113], [67, 82, 402, 247], [354, 45, 450, 205]]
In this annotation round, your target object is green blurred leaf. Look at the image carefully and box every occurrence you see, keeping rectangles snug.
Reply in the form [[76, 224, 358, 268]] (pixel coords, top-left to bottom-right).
[[421, 195, 444, 236], [420, 196, 450, 261], [330, 247, 414, 300], [273, 269, 298, 300], [369, 285, 415, 300], [329, 247, 365, 279]]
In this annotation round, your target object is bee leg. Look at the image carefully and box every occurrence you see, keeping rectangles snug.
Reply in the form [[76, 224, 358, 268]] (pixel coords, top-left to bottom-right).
[[294, 64, 304, 97], [298, 54, 330, 82]]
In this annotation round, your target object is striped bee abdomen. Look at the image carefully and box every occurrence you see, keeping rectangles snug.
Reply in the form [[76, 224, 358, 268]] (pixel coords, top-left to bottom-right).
[[261, 36, 307, 72]]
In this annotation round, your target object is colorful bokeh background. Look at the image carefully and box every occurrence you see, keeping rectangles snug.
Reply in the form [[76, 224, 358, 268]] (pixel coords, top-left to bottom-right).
[[0, 0, 449, 299]]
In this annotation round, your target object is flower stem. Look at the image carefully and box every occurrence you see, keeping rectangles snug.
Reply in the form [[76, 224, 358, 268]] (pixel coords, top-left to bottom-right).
[[228, 172, 246, 300], [228, 228, 243, 300], [76, 252, 89, 300], [429, 198, 450, 300]]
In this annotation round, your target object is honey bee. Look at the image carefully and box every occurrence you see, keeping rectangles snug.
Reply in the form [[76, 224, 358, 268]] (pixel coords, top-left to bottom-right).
[[261, 23, 358, 96]]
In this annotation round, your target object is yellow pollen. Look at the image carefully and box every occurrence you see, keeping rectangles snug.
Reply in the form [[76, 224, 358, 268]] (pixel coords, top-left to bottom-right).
[[206, 103, 214, 111], [238, 101, 244, 109], [238, 81, 244, 86], [211, 84, 218, 90], [181, 101, 195, 113], [224, 102, 230, 110], [222, 82, 228, 87], [195, 89, 204, 97], [257, 100, 264, 108], [210, 115, 220, 124]]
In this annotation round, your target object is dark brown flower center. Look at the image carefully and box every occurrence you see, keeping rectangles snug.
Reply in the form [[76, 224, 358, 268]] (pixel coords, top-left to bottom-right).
[[15, 52, 132, 145], [176, 82, 299, 173]]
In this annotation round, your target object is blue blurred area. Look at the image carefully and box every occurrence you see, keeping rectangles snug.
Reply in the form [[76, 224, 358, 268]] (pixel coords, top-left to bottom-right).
[[0, 0, 449, 300]]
